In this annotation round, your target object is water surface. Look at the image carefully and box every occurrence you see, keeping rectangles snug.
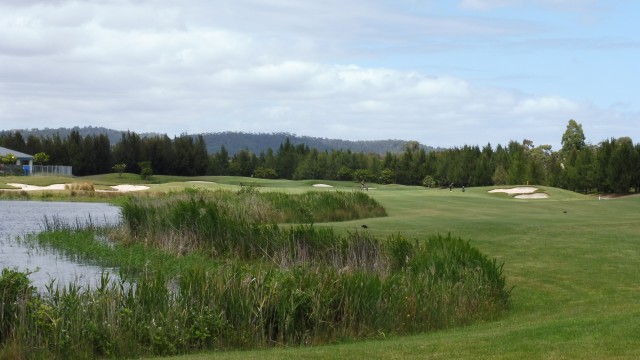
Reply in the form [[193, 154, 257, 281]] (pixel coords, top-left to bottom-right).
[[0, 200, 121, 289]]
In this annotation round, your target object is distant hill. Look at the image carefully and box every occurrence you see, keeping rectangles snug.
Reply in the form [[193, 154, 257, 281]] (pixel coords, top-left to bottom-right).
[[198, 132, 435, 155], [6, 126, 147, 145], [6, 127, 436, 155]]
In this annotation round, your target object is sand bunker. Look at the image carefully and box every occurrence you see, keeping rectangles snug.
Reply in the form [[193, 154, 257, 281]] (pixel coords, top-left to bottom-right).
[[7, 183, 66, 191], [488, 187, 538, 194], [514, 193, 549, 199], [105, 185, 149, 192], [7, 183, 149, 192], [312, 184, 333, 188], [489, 186, 548, 199]]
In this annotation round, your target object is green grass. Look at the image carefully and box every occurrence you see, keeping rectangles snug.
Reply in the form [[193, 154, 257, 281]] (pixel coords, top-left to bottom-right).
[[3, 176, 639, 358], [139, 184, 640, 359]]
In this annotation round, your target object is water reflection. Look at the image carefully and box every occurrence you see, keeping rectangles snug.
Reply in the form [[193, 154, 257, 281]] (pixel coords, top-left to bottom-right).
[[0, 200, 121, 290]]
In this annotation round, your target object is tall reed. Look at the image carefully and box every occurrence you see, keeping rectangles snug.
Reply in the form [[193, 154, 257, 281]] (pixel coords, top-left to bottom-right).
[[118, 189, 386, 258]]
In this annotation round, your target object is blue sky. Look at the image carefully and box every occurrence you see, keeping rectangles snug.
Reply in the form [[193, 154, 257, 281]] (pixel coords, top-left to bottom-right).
[[0, 0, 638, 150]]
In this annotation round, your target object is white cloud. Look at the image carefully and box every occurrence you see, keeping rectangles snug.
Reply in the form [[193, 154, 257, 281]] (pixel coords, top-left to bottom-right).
[[0, 0, 636, 149], [512, 96, 580, 114], [459, 0, 517, 10], [459, 0, 599, 11]]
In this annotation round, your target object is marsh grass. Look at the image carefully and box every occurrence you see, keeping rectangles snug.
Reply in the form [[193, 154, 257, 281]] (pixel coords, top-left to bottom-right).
[[1, 189, 509, 359], [119, 189, 387, 257], [0, 190, 31, 199], [4, 232, 507, 359], [65, 182, 95, 191]]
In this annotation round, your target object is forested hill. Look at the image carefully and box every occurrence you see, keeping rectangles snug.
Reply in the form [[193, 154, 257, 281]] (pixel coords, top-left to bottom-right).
[[199, 132, 435, 155], [6, 127, 435, 155]]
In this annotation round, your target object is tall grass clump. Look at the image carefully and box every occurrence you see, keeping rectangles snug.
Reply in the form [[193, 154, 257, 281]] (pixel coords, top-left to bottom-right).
[[1, 232, 508, 359], [260, 190, 387, 223], [118, 189, 385, 257]]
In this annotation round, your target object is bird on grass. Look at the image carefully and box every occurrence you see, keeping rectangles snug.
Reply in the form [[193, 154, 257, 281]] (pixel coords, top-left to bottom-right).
[[361, 224, 368, 229]]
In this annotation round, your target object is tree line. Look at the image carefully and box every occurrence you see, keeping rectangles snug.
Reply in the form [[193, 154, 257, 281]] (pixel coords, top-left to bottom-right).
[[1, 120, 638, 193]]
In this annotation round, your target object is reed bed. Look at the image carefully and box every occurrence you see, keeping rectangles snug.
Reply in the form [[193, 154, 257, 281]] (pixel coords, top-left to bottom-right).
[[65, 182, 95, 191], [119, 189, 386, 257], [1, 189, 509, 359]]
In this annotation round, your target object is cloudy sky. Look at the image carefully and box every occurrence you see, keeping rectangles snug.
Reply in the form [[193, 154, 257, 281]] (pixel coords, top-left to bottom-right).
[[1, 0, 638, 149]]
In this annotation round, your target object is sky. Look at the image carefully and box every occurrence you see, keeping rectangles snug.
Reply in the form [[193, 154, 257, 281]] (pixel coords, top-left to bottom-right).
[[0, 0, 638, 150]]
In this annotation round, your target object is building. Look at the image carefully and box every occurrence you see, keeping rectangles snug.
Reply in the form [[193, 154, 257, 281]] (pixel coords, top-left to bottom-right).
[[0, 146, 34, 175]]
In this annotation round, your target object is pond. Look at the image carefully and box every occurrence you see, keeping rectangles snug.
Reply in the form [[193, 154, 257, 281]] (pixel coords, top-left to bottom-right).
[[0, 200, 121, 290]]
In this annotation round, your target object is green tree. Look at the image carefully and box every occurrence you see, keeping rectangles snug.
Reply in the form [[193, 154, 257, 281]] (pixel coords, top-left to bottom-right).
[[1, 132, 26, 152], [474, 144, 494, 186], [93, 134, 112, 174], [561, 119, 586, 153], [276, 138, 298, 179], [112, 163, 127, 177], [193, 135, 209, 176], [113, 131, 142, 174], [139, 161, 153, 180], [230, 149, 256, 177], [379, 169, 395, 184], [253, 166, 278, 179], [336, 166, 353, 181], [608, 137, 636, 193], [507, 141, 526, 184], [33, 152, 50, 165], [353, 168, 375, 182], [2, 153, 17, 165], [209, 146, 230, 175], [26, 135, 43, 155], [422, 175, 436, 188], [142, 135, 174, 175], [578, 146, 597, 192], [492, 165, 508, 185]]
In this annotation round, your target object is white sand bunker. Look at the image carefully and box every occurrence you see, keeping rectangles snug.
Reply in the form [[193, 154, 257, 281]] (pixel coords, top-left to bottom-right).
[[98, 185, 150, 192], [489, 187, 548, 199], [312, 184, 333, 188], [489, 187, 538, 194], [7, 183, 67, 191], [8, 182, 149, 192], [514, 193, 549, 199]]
